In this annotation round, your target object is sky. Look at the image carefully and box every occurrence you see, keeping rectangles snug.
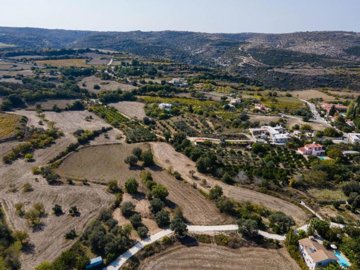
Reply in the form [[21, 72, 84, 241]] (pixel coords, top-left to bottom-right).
[[0, 0, 359, 33]]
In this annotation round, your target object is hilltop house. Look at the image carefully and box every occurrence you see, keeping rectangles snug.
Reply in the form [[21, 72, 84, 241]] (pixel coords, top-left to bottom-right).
[[249, 125, 289, 145], [158, 103, 172, 110], [299, 238, 337, 270], [347, 133, 360, 144], [168, 78, 188, 87], [297, 143, 325, 156]]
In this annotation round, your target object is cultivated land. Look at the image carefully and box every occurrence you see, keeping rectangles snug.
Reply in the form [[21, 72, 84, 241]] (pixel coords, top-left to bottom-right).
[[139, 245, 300, 270], [151, 142, 308, 224], [57, 143, 228, 225], [110, 101, 146, 119], [0, 113, 21, 140], [35, 59, 89, 67], [79, 75, 136, 92]]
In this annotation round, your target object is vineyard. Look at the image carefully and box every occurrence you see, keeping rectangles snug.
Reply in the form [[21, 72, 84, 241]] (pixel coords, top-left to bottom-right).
[[90, 105, 157, 143]]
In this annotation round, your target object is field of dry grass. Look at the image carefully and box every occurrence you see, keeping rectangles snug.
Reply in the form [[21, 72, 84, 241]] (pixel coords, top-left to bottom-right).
[[26, 99, 79, 110], [139, 245, 300, 270], [35, 59, 88, 67], [79, 75, 136, 92], [0, 113, 22, 140], [291, 89, 336, 101], [110, 101, 146, 119]]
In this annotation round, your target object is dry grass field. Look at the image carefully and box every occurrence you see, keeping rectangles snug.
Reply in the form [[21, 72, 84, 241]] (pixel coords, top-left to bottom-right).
[[291, 89, 336, 101], [79, 75, 136, 92], [151, 142, 308, 224], [110, 101, 146, 119], [35, 59, 89, 67], [0, 113, 22, 140], [56, 143, 149, 183], [139, 245, 300, 270], [26, 99, 79, 110]]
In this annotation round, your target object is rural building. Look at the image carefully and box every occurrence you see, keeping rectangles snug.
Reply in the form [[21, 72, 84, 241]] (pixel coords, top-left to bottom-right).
[[297, 143, 325, 156], [299, 238, 337, 270], [347, 133, 360, 144], [249, 125, 289, 145], [254, 103, 270, 112], [168, 78, 188, 87], [158, 103, 172, 110], [85, 256, 103, 269], [229, 98, 241, 106]]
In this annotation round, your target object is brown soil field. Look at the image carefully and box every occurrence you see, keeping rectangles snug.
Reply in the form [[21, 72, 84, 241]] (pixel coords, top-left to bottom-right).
[[0, 134, 114, 269], [35, 59, 89, 67], [56, 143, 149, 183], [291, 89, 336, 101], [57, 143, 228, 225], [79, 75, 136, 92], [151, 142, 308, 225], [26, 99, 80, 110], [110, 101, 146, 119], [139, 245, 300, 270]]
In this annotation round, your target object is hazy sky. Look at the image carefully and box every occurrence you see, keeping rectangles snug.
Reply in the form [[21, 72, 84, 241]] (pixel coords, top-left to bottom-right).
[[1, 0, 359, 33]]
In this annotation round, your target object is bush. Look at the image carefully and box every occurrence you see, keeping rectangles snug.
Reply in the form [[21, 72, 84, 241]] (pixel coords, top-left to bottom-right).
[[52, 204, 63, 216], [170, 216, 188, 238], [124, 155, 139, 167], [107, 180, 121, 194], [209, 185, 223, 200], [155, 210, 170, 228], [269, 212, 295, 234], [142, 150, 154, 167], [137, 226, 149, 239], [125, 178, 139, 195], [132, 147, 142, 159], [64, 229, 77, 240], [150, 198, 165, 214], [151, 184, 169, 201], [129, 213, 142, 228], [121, 202, 135, 218], [238, 218, 259, 238]]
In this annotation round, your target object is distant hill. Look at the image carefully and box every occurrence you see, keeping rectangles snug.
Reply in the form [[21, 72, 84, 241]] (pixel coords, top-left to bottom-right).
[[1, 27, 360, 89]]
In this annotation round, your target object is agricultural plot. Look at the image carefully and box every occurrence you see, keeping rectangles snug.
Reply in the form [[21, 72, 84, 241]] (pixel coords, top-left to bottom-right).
[[139, 245, 300, 270], [262, 96, 305, 113], [26, 99, 80, 111], [79, 75, 136, 92], [109, 101, 146, 119], [0, 113, 23, 140], [35, 59, 89, 67], [91, 105, 156, 143]]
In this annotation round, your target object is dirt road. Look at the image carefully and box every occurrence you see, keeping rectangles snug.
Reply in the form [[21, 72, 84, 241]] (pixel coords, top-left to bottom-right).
[[151, 142, 308, 224]]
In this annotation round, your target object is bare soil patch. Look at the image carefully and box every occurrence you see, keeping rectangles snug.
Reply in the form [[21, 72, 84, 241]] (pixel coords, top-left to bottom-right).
[[56, 143, 149, 183], [291, 89, 336, 101], [110, 101, 146, 119], [151, 142, 308, 225], [139, 245, 300, 270], [79, 76, 136, 92], [26, 99, 79, 110]]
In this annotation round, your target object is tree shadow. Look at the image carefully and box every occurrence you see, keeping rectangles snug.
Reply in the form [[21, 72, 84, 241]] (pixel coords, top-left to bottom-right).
[[178, 235, 199, 247]]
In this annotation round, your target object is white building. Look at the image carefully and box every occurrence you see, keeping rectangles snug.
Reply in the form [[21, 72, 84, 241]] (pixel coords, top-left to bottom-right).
[[158, 103, 172, 110], [249, 125, 289, 145], [347, 133, 360, 144], [168, 78, 188, 87], [229, 98, 241, 106], [297, 143, 325, 156], [299, 238, 337, 270]]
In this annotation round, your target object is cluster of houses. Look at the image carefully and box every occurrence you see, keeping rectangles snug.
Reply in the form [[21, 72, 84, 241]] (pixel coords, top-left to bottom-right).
[[249, 125, 290, 145]]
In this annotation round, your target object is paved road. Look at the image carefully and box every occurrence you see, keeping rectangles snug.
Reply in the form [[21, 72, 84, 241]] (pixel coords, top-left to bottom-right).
[[104, 224, 285, 270], [188, 136, 255, 144], [301, 99, 331, 126]]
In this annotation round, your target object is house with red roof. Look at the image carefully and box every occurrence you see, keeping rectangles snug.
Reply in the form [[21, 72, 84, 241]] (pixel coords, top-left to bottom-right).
[[297, 143, 325, 156]]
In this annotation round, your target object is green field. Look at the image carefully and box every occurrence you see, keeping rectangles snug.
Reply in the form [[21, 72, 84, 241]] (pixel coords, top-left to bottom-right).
[[262, 96, 305, 112], [140, 96, 219, 108]]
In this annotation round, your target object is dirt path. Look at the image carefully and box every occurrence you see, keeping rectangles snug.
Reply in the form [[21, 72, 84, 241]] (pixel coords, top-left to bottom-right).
[[139, 245, 300, 270], [151, 142, 308, 225]]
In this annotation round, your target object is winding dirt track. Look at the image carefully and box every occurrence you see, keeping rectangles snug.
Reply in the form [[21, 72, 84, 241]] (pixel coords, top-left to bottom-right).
[[139, 245, 300, 270], [151, 142, 308, 225]]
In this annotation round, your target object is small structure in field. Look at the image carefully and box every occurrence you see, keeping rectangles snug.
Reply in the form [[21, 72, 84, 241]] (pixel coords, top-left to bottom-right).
[[299, 238, 338, 270], [86, 256, 103, 269], [321, 103, 348, 116], [158, 103, 172, 110], [168, 78, 188, 87], [297, 143, 325, 157], [254, 103, 270, 112]]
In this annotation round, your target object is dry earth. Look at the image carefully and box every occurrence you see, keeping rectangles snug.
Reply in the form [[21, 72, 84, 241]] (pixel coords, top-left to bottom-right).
[[139, 245, 300, 270], [79, 75, 136, 92], [26, 99, 79, 110], [151, 142, 308, 225], [110, 101, 146, 119]]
